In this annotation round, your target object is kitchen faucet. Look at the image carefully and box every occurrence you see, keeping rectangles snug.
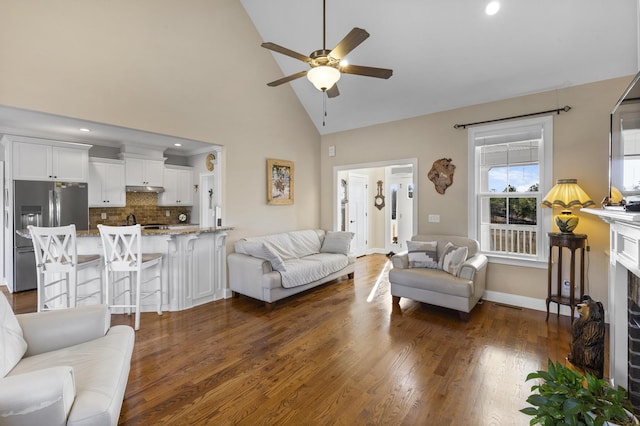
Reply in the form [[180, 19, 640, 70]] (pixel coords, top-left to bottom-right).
[[125, 213, 137, 226]]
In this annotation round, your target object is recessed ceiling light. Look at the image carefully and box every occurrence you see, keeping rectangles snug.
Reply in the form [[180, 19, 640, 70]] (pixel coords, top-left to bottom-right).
[[174, 143, 182, 147], [485, 1, 500, 15], [79, 128, 91, 132]]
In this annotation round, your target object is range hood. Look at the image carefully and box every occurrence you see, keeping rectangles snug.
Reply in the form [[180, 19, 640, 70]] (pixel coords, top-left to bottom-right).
[[125, 185, 165, 193]]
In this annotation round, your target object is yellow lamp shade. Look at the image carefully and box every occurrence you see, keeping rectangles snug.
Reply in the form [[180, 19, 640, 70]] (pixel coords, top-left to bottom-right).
[[541, 179, 594, 233]]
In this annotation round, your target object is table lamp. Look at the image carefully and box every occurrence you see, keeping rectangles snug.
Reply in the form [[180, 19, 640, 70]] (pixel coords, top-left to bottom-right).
[[541, 179, 595, 233]]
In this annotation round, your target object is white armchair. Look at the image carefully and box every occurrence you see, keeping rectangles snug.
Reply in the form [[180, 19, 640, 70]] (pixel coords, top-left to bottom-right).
[[389, 235, 488, 321], [0, 293, 134, 426]]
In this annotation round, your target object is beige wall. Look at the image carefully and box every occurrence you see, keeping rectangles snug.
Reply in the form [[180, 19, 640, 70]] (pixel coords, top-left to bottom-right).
[[321, 76, 635, 305], [0, 0, 321, 244]]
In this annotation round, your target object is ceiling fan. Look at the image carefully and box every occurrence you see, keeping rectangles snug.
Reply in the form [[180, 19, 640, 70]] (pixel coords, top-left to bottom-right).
[[261, 0, 393, 98]]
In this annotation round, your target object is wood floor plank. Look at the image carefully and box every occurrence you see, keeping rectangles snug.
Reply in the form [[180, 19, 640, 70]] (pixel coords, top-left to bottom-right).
[[3, 254, 602, 425]]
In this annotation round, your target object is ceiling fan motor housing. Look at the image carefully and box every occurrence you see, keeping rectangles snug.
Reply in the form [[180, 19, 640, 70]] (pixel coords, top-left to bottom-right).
[[309, 49, 340, 68]]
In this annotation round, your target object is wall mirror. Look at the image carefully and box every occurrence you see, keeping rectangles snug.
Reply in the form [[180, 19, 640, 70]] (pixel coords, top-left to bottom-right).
[[609, 71, 640, 207]]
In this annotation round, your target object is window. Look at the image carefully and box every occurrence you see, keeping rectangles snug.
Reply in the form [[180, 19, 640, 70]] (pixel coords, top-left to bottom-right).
[[468, 116, 553, 266]]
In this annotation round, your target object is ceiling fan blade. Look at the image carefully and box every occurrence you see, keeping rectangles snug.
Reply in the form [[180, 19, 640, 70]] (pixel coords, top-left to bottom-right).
[[267, 70, 308, 87], [341, 64, 393, 79], [261, 42, 311, 63], [329, 28, 369, 60], [326, 84, 340, 98]]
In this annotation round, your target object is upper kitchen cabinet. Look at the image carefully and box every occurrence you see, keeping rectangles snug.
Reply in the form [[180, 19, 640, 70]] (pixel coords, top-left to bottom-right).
[[10, 137, 91, 182], [88, 158, 126, 207], [124, 157, 165, 187], [159, 165, 194, 206]]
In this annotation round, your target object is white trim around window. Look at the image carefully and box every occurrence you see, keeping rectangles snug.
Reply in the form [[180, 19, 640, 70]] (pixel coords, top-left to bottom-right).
[[467, 115, 553, 268]]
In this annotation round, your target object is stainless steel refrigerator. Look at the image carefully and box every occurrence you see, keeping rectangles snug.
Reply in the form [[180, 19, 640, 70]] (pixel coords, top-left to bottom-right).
[[13, 180, 88, 292]]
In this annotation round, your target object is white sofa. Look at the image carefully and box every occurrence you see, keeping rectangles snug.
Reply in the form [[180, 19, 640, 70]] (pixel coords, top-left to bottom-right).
[[389, 234, 488, 320], [228, 229, 355, 308], [0, 293, 135, 426]]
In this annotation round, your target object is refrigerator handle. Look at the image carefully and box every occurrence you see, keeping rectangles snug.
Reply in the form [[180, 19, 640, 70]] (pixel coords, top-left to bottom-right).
[[48, 189, 55, 227], [56, 189, 61, 227]]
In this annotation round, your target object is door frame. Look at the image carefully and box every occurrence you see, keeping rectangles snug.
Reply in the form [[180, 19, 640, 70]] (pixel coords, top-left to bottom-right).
[[333, 158, 418, 253]]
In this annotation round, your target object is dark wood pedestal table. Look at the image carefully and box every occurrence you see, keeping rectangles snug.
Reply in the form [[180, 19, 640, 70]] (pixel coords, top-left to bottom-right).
[[546, 232, 587, 323]]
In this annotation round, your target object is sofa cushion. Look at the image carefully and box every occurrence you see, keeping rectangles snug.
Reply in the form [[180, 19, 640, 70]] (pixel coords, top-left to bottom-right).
[[236, 230, 322, 260], [0, 293, 27, 378], [236, 241, 286, 271], [280, 253, 349, 288], [438, 243, 468, 276], [407, 240, 438, 269], [320, 231, 354, 255], [388, 268, 473, 298]]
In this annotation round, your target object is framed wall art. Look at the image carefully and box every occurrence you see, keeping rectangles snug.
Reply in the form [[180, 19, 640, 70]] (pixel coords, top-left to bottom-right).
[[267, 158, 294, 205]]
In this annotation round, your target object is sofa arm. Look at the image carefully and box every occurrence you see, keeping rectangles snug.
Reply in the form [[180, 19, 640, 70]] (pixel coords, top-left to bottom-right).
[[457, 254, 488, 281], [391, 252, 409, 269], [228, 252, 275, 300], [17, 304, 110, 357], [0, 366, 75, 426]]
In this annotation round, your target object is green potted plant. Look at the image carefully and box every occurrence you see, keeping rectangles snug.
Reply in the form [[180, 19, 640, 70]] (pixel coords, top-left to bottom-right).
[[521, 359, 639, 425]]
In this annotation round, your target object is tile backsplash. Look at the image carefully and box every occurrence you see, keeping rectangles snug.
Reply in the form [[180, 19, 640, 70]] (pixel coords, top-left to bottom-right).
[[89, 192, 192, 229]]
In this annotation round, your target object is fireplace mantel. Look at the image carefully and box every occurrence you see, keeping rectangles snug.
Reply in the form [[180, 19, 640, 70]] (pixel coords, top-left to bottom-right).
[[583, 207, 640, 391], [582, 207, 640, 224]]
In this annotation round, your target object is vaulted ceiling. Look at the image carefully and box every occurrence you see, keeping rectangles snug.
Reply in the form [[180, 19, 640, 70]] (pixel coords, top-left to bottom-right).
[[0, 1, 638, 151], [241, 0, 639, 134]]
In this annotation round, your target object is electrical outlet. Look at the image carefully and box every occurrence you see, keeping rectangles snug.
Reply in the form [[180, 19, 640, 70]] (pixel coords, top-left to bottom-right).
[[428, 214, 440, 223], [166, 210, 170, 217], [101, 212, 107, 220]]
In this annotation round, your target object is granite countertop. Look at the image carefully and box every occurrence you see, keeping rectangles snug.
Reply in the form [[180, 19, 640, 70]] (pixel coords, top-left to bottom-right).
[[17, 226, 233, 239]]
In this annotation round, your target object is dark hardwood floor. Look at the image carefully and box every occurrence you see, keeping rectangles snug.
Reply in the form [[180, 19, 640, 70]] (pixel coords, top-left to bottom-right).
[[4, 254, 596, 425]]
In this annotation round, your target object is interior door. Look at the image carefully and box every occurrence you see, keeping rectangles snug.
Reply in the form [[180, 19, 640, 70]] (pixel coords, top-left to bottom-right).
[[386, 167, 415, 254], [348, 173, 368, 257]]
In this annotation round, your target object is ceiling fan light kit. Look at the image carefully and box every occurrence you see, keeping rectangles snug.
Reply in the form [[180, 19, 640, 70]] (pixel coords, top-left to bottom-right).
[[261, 0, 393, 98], [307, 66, 340, 91]]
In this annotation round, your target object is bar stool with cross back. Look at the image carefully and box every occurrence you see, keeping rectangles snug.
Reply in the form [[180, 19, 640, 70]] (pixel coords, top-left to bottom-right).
[[28, 224, 102, 312], [98, 224, 163, 330]]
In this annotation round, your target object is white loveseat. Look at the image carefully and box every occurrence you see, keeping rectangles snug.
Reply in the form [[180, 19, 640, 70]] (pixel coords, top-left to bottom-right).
[[389, 235, 488, 321], [228, 229, 355, 308], [0, 293, 135, 426]]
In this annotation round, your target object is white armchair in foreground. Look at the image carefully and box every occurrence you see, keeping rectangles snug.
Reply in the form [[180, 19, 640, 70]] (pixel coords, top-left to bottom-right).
[[0, 293, 134, 426]]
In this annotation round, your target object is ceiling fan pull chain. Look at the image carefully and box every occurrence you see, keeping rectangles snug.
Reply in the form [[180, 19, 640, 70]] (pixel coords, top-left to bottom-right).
[[322, 91, 327, 126]]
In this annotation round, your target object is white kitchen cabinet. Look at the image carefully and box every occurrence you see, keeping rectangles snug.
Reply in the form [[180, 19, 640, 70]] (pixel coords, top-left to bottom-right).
[[88, 158, 126, 207], [159, 166, 194, 206], [13, 140, 90, 182], [124, 158, 164, 186]]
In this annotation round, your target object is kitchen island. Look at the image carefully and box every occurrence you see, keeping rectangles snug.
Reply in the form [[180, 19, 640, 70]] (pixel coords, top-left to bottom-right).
[[80, 226, 232, 311], [41, 226, 233, 312]]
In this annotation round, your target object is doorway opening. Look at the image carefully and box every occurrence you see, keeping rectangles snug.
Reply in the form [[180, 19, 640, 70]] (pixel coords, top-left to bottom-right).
[[334, 158, 417, 255]]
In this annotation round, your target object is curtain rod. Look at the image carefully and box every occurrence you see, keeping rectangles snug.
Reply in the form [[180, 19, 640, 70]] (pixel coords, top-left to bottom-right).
[[453, 105, 571, 129]]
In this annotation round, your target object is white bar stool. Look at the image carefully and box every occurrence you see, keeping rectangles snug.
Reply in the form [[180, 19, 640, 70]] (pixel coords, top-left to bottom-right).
[[98, 224, 163, 330], [28, 224, 102, 312]]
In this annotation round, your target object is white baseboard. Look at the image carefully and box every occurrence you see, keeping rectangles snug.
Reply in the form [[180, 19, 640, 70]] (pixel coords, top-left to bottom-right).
[[483, 290, 610, 324]]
